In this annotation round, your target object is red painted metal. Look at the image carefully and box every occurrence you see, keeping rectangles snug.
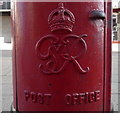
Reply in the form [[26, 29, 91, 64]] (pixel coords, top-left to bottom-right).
[[11, 1, 112, 111], [113, 8, 120, 13], [104, 2, 112, 111]]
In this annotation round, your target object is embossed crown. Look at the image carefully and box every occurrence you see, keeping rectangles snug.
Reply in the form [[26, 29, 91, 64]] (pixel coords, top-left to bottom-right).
[[48, 3, 75, 33]]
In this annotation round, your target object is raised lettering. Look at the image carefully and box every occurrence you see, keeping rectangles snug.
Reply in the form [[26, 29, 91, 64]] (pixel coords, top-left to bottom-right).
[[24, 90, 52, 105], [79, 93, 85, 104], [85, 92, 89, 103], [31, 92, 37, 103], [65, 90, 100, 105], [72, 93, 79, 105], [44, 94, 52, 105], [89, 92, 95, 103], [37, 93, 44, 104], [95, 90, 100, 101], [24, 90, 30, 101], [65, 94, 72, 105]]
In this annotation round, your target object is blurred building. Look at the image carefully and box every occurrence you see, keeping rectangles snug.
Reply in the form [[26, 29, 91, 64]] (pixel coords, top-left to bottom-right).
[[0, 0, 11, 43], [113, 1, 120, 42]]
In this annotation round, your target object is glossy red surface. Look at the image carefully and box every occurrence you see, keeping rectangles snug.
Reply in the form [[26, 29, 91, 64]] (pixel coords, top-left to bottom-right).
[[103, 2, 112, 111], [11, 1, 111, 111]]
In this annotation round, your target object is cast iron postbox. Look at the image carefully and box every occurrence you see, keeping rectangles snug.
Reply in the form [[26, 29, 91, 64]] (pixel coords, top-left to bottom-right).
[[11, 1, 112, 111]]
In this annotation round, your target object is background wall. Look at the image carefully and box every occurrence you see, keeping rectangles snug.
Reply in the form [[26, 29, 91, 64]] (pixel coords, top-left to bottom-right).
[[1, 14, 11, 43]]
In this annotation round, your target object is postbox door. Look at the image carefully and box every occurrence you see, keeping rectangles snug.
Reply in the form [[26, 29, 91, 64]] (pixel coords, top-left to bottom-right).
[[13, 1, 108, 111]]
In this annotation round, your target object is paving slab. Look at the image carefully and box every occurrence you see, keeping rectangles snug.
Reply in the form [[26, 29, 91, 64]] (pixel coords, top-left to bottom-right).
[[111, 94, 120, 111], [2, 83, 13, 96], [2, 95, 13, 111], [2, 75, 13, 84], [111, 83, 120, 94]]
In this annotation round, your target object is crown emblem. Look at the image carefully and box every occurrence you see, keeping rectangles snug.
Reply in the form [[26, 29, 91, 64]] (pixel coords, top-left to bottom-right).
[[48, 3, 75, 33]]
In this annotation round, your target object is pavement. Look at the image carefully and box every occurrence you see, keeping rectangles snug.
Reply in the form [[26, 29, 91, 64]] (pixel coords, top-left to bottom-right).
[[0, 50, 12, 112], [112, 52, 120, 111], [0, 42, 120, 111]]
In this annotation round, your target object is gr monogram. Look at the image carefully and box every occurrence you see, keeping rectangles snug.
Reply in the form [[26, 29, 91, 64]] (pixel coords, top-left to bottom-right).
[[35, 3, 89, 74]]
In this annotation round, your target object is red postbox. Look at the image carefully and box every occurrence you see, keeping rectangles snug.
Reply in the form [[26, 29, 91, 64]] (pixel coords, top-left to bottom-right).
[[11, 1, 112, 111]]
